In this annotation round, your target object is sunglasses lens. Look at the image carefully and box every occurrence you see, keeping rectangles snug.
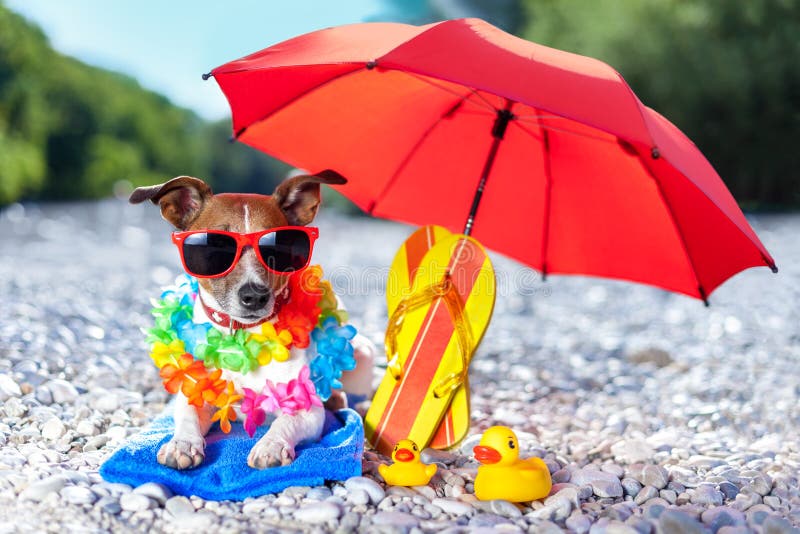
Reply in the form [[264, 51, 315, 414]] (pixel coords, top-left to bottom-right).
[[182, 233, 238, 276], [258, 230, 311, 272]]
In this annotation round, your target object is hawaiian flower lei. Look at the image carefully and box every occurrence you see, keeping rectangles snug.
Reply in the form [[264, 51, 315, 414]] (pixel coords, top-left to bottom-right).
[[146, 266, 357, 436]]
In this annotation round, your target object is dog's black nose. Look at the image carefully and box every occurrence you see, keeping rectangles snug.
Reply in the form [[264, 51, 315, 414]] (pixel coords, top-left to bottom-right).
[[238, 283, 270, 310]]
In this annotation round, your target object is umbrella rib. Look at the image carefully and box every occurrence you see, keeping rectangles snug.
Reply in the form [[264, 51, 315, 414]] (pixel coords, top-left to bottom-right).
[[401, 71, 497, 113], [534, 111, 554, 280], [639, 158, 710, 305], [230, 64, 364, 140], [516, 118, 618, 145], [369, 93, 475, 214]]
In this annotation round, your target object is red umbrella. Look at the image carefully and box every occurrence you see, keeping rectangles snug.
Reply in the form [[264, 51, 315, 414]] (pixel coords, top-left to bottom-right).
[[207, 18, 777, 302]]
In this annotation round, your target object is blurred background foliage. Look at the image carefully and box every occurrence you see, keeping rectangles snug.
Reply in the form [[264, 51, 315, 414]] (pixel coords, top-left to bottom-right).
[[0, 5, 290, 206], [1, 1, 798, 209]]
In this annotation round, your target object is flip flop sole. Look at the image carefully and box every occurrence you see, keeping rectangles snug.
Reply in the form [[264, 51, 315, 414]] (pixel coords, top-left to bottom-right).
[[366, 232, 495, 456]]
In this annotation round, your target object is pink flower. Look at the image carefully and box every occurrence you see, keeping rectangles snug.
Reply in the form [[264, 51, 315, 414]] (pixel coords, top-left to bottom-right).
[[260, 366, 321, 416], [241, 388, 269, 437]]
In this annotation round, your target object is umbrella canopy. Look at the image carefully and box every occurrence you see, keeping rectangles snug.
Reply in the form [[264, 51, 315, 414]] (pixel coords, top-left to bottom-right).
[[209, 18, 776, 302]]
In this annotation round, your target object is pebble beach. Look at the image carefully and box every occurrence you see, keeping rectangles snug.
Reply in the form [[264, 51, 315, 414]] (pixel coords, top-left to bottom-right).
[[0, 198, 798, 533]]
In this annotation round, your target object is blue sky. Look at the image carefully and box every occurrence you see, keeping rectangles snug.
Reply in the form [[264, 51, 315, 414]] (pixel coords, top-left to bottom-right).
[[7, 1, 395, 120]]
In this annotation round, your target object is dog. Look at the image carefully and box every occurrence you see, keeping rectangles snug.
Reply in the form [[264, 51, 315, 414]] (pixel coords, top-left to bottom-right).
[[130, 170, 375, 470]]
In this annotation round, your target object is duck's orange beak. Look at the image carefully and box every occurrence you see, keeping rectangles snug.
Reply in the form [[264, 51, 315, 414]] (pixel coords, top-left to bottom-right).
[[395, 448, 414, 462], [473, 445, 501, 464]]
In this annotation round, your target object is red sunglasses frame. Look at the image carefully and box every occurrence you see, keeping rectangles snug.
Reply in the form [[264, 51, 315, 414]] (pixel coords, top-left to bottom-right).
[[171, 226, 319, 278]]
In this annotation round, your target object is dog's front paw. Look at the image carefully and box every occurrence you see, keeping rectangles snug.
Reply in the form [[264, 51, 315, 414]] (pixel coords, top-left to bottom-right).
[[157, 437, 205, 470], [248, 438, 294, 469]]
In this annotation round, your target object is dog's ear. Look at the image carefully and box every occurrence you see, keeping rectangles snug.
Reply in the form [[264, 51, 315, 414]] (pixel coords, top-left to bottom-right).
[[273, 169, 347, 226], [129, 176, 212, 229]]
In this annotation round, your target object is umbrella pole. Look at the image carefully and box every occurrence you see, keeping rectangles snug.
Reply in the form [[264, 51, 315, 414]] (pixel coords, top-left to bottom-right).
[[463, 100, 515, 236]]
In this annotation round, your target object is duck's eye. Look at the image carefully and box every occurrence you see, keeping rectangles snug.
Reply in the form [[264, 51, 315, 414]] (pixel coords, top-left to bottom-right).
[[508, 440, 516, 449], [412, 444, 418, 451]]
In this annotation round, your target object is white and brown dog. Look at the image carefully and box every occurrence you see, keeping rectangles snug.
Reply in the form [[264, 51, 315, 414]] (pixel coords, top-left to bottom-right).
[[130, 170, 374, 470]]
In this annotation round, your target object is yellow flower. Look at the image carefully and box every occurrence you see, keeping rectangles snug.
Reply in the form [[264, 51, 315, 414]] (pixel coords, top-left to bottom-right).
[[249, 322, 293, 366], [150, 339, 186, 368]]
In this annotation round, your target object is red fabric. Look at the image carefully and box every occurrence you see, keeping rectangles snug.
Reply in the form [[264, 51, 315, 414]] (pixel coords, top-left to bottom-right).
[[211, 18, 776, 299]]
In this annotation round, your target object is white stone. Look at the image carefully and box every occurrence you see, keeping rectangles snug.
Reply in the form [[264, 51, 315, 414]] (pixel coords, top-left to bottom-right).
[[431, 497, 474, 516], [294, 501, 341, 523], [133, 482, 173, 505], [21, 475, 69, 501], [0, 374, 22, 400], [60, 485, 98, 505], [119, 492, 156, 511], [344, 476, 385, 504], [45, 379, 79, 403], [41, 418, 66, 441]]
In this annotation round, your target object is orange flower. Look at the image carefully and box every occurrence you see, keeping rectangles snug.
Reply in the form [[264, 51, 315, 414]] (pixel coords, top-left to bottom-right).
[[184, 369, 228, 407], [211, 382, 243, 434], [159, 353, 209, 395], [285, 266, 323, 318], [275, 310, 315, 349]]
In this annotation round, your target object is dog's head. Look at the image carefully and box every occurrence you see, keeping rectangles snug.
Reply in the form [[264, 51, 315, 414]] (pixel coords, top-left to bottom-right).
[[130, 170, 346, 323]]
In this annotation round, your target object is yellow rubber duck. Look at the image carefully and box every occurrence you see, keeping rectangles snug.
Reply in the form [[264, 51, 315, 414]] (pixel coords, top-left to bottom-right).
[[378, 439, 438, 486], [473, 426, 552, 502]]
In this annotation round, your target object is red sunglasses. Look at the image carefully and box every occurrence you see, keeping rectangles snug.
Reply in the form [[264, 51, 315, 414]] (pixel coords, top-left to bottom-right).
[[171, 227, 319, 278]]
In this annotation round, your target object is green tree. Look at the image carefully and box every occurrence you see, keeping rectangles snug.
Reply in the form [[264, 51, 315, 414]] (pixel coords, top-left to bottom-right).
[[522, 0, 800, 208]]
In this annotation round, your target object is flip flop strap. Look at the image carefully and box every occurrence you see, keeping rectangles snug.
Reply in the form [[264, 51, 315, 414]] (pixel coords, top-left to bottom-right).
[[384, 274, 475, 399]]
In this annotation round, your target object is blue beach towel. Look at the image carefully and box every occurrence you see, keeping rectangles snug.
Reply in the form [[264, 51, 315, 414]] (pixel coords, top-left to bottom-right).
[[100, 409, 364, 501]]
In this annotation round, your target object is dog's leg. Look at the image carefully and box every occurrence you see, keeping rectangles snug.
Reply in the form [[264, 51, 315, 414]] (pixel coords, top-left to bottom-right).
[[157, 394, 213, 470], [247, 405, 325, 469], [340, 333, 377, 397]]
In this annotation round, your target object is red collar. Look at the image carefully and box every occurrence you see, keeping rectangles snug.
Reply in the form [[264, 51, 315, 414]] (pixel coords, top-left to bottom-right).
[[199, 286, 290, 331]]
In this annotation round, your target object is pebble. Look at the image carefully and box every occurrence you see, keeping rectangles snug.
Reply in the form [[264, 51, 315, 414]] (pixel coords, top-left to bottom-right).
[[420, 448, 458, 465], [306, 486, 333, 500], [431, 497, 474, 516], [658, 509, 705, 534], [691, 484, 724, 506], [119, 492, 156, 512], [761, 515, 796, 534], [570, 468, 623, 498], [21, 475, 69, 501], [75, 420, 98, 436], [44, 379, 79, 403], [181, 510, 217, 529], [132, 482, 173, 505], [719, 481, 739, 500], [96, 496, 122, 515], [294, 501, 341, 523], [611, 439, 655, 464], [639, 465, 669, 489], [344, 476, 385, 504], [543, 492, 573, 520], [749, 474, 773, 496], [372, 511, 420, 528], [566, 513, 592, 534], [165, 495, 195, 518], [487, 499, 522, 518], [0, 374, 22, 400], [701, 506, 745, 531], [620, 478, 642, 497], [348, 488, 370, 505], [60, 485, 98, 505]]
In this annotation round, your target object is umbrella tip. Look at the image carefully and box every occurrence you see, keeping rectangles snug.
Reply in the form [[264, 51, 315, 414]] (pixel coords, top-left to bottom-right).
[[770, 264, 779, 274], [202, 72, 212, 81]]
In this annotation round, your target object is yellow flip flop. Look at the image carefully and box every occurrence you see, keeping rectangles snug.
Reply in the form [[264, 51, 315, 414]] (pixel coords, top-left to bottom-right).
[[365, 228, 496, 456], [386, 225, 473, 450]]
